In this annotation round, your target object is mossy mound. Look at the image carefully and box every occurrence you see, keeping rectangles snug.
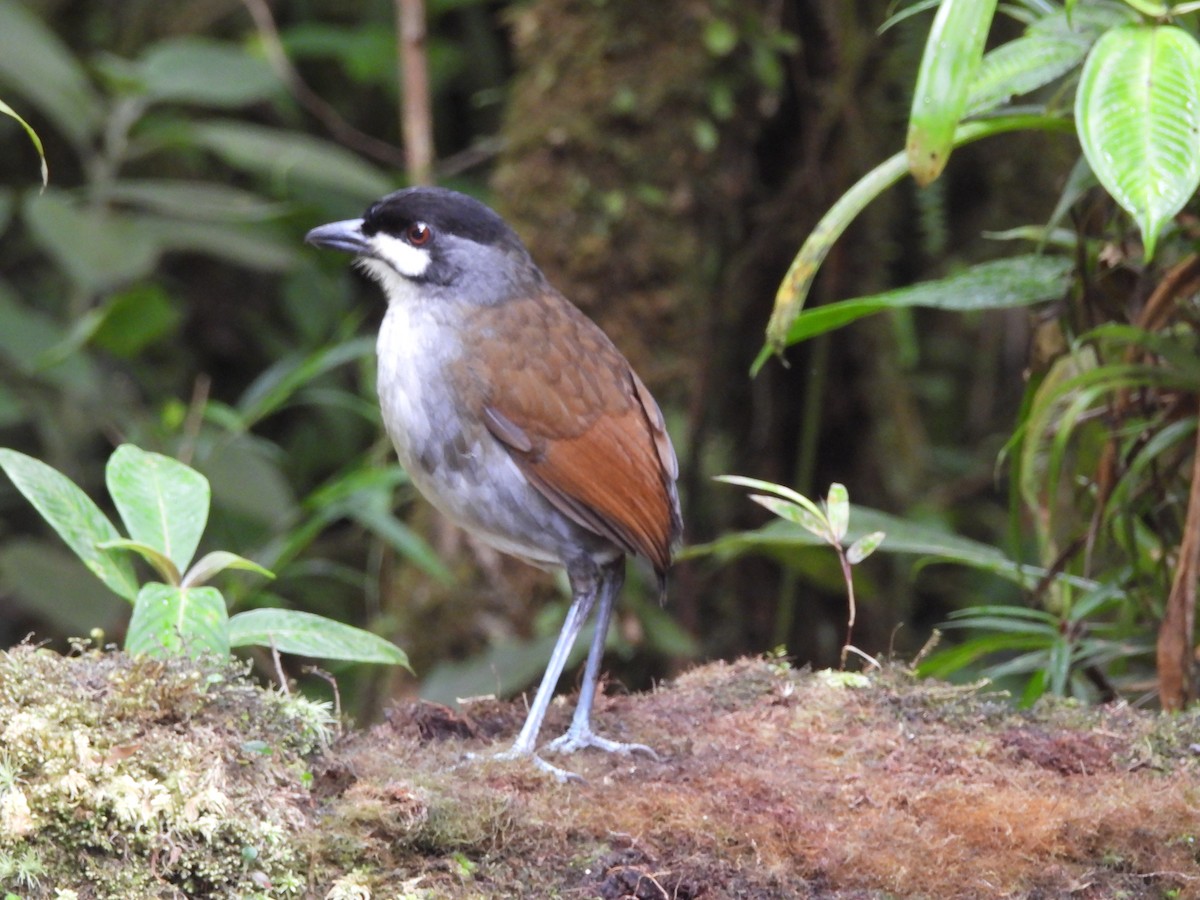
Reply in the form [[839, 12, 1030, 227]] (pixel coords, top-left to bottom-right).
[[0, 645, 333, 898], [5, 647, 1200, 897]]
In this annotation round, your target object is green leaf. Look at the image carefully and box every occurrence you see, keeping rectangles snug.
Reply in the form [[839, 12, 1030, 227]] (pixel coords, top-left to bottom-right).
[[126, 583, 229, 658], [236, 337, 376, 427], [98, 538, 180, 586], [703, 18, 738, 56], [183, 551, 274, 588], [103, 180, 289, 222], [847, 530, 885, 565], [227, 608, 410, 668], [762, 113, 1075, 366], [0, 280, 99, 391], [826, 483, 850, 543], [88, 285, 182, 358], [966, 32, 1090, 116], [1075, 24, 1200, 260], [145, 217, 298, 272], [106, 445, 210, 573], [0, 1, 103, 146], [782, 254, 1073, 346], [22, 190, 161, 293], [0, 448, 138, 602], [351, 505, 454, 585], [684, 502, 1101, 594], [749, 494, 827, 538], [186, 120, 393, 200], [135, 38, 283, 107], [0, 98, 47, 187], [200, 435, 298, 529], [715, 474, 825, 521], [907, 0, 1000, 185]]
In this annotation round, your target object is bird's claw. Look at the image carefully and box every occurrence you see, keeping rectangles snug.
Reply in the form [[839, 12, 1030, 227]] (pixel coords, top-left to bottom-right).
[[488, 746, 584, 783], [544, 728, 659, 760]]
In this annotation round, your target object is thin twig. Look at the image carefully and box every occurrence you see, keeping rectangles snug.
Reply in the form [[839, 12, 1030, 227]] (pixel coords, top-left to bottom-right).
[[303, 665, 344, 729], [396, 0, 435, 184], [240, 0, 408, 170], [270, 638, 289, 695]]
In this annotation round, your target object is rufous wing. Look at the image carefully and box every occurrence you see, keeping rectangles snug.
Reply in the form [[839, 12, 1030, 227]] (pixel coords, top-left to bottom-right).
[[463, 292, 680, 573]]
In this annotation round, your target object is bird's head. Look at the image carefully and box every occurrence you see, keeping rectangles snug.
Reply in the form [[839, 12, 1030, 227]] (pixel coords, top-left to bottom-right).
[[305, 186, 542, 305]]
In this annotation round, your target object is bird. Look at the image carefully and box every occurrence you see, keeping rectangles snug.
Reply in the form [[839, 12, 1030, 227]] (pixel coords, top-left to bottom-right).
[[305, 186, 682, 780]]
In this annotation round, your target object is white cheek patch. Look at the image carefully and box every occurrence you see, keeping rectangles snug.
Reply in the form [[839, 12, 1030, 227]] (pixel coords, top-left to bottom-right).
[[370, 232, 432, 278], [356, 258, 422, 306]]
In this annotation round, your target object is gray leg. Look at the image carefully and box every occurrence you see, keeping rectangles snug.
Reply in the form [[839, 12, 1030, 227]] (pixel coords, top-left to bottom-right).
[[494, 558, 600, 781], [545, 559, 658, 760]]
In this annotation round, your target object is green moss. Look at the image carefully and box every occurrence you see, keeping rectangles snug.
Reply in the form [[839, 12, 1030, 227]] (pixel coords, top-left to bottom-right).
[[0, 645, 328, 898]]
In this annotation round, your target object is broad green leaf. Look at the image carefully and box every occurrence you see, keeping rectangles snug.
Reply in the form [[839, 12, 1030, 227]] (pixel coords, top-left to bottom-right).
[[1076, 24, 1200, 260], [1030, 5, 1138, 41], [98, 538, 180, 586], [125, 583, 229, 658], [145, 217, 298, 272], [23, 190, 161, 293], [201, 435, 298, 528], [781, 255, 1072, 346], [183, 550, 274, 588], [136, 38, 283, 107], [966, 32, 1089, 116], [187, 121, 392, 200], [0, 449, 137, 602], [228, 608, 410, 668], [0, 98, 47, 186], [0, 1, 102, 146], [762, 114, 1074, 366], [104, 180, 289, 222], [0, 281, 99, 391], [106, 444, 210, 572], [907, 0, 999, 185], [826, 483, 850, 543], [847, 531, 886, 565], [89, 285, 182, 358], [917, 631, 1058, 678], [1120, 0, 1169, 14]]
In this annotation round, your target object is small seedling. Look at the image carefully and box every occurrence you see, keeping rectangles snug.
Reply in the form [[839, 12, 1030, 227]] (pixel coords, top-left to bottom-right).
[[718, 475, 885, 667], [0, 444, 409, 669]]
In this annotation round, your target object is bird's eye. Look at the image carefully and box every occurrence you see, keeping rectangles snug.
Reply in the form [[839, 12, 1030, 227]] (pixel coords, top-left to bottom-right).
[[406, 222, 432, 246]]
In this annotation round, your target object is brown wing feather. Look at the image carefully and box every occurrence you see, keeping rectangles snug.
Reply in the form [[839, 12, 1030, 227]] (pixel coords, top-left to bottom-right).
[[459, 292, 679, 572]]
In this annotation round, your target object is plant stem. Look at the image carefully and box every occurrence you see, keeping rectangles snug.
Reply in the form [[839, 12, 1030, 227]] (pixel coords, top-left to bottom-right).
[[838, 547, 857, 668]]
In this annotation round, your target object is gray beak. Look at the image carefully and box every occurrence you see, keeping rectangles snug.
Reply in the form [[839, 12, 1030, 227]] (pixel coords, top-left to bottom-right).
[[304, 218, 368, 255]]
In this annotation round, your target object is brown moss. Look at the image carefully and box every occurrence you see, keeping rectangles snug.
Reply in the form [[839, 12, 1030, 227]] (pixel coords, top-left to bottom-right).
[[306, 657, 1200, 897]]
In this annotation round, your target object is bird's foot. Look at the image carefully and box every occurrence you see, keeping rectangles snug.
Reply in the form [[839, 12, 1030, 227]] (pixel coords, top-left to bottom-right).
[[488, 745, 583, 783], [544, 727, 659, 760]]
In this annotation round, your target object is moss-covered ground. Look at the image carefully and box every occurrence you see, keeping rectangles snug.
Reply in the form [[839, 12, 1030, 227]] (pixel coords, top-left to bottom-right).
[[3, 646, 1200, 898]]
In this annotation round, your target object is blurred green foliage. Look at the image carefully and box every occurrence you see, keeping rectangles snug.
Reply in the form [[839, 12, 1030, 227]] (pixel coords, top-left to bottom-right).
[[0, 0, 507, 712], [723, 0, 1200, 707]]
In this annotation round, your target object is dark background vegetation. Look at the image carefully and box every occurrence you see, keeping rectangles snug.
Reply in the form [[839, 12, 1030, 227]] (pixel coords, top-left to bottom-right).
[[0, 0, 1097, 719]]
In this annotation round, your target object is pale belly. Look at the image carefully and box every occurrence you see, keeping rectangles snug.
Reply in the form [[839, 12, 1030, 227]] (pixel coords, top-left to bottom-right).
[[375, 301, 613, 571]]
